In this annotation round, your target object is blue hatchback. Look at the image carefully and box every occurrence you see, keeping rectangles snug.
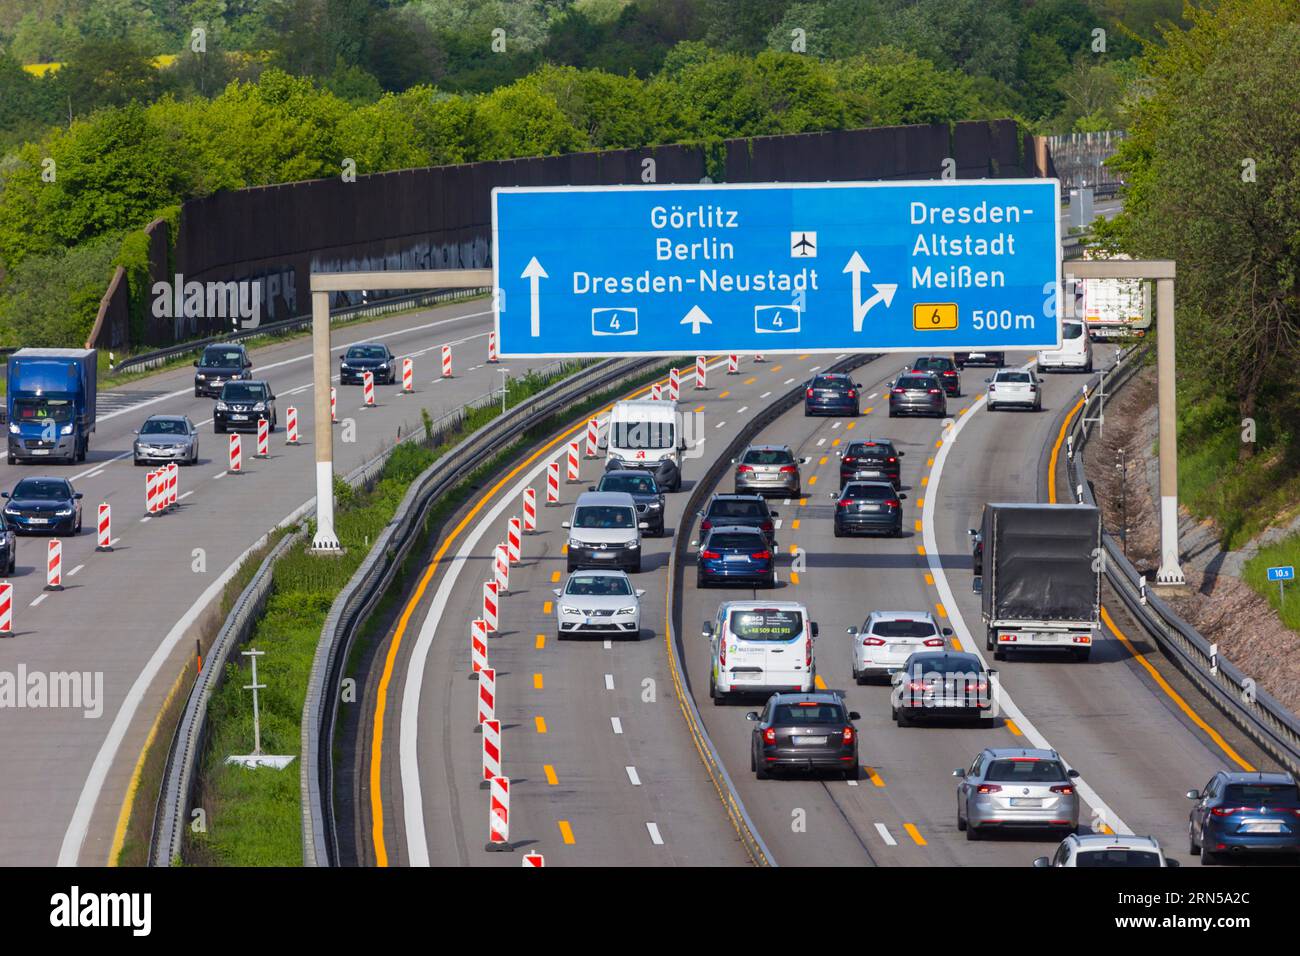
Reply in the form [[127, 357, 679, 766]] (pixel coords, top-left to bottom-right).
[[697, 528, 775, 589], [1188, 771, 1300, 865]]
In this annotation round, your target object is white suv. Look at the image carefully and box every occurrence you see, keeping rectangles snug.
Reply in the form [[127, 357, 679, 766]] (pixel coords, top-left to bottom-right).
[[553, 569, 643, 640], [1033, 833, 1177, 867], [848, 610, 951, 682], [1037, 319, 1093, 373]]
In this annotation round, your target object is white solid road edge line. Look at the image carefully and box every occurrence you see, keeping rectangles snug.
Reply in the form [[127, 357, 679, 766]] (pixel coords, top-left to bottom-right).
[[921, 368, 1132, 836]]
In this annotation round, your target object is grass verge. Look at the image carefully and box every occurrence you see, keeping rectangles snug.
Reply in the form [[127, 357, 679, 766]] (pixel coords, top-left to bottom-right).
[[1243, 536, 1300, 632]]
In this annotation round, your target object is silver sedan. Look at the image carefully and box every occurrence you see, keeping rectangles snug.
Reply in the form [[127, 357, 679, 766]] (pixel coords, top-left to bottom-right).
[[955, 747, 1080, 841], [553, 569, 644, 640], [733, 444, 808, 497], [134, 415, 200, 465]]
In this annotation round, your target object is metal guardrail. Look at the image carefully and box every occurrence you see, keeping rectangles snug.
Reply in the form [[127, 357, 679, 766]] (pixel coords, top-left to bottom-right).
[[1067, 348, 1300, 776], [300, 356, 666, 866], [665, 352, 876, 868], [112, 287, 489, 375]]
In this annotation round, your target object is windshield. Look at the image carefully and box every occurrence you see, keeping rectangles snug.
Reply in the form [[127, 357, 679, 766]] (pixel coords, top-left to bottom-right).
[[870, 619, 938, 638], [728, 608, 804, 642], [1075, 849, 1161, 867], [13, 479, 70, 499], [772, 703, 845, 724], [565, 574, 632, 596], [346, 345, 387, 359], [12, 398, 74, 424], [847, 444, 890, 459], [742, 448, 794, 465], [611, 421, 675, 451], [913, 357, 951, 371], [706, 531, 767, 550], [201, 348, 243, 367], [221, 383, 267, 401], [708, 499, 767, 519], [998, 372, 1033, 383], [898, 375, 936, 389], [600, 474, 656, 495], [985, 759, 1068, 783], [141, 419, 189, 436], [573, 505, 635, 529], [1223, 783, 1300, 806]]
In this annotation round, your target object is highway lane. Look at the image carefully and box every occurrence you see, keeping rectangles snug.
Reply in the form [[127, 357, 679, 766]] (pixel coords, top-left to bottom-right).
[[676, 349, 1276, 866], [0, 296, 553, 865], [373, 355, 860, 865]]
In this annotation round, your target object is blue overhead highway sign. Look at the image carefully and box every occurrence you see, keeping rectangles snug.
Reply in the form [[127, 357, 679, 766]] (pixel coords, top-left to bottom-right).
[[492, 180, 1061, 357]]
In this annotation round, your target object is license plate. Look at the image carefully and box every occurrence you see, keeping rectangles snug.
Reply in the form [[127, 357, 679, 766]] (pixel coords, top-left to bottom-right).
[[1010, 798, 1041, 807], [793, 736, 827, 746], [27, 517, 48, 525], [1243, 821, 1283, 833], [31, 449, 49, 455], [860, 470, 881, 477], [731, 672, 761, 683], [858, 504, 880, 512], [1029, 633, 1057, 642], [592, 551, 615, 559], [231, 414, 248, 421], [724, 554, 747, 562]]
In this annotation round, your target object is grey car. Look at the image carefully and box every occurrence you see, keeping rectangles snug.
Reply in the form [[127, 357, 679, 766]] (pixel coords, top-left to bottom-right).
[[888, 371, 948, 418], [955, 747, 1080, 840], [733, 444, 808, 497], [134, 415, 200, 465]]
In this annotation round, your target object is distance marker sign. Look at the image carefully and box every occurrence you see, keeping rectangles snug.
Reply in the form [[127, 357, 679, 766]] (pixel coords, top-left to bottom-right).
[[492, 180, 1061, 357]]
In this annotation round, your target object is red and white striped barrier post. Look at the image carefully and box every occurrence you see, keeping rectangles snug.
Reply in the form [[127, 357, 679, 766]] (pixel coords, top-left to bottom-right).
[[522, 852, 544, 867], [286, 406, 300, 445], [96, 503, 112, 552], [166, 462, 179, 509], [362, 370, 376, 408], [728, 354, 740, 374], [228, 433, 242, 475], [441, 344, 453, 379], [522, 488, 537, 533], [668, 367, 681, 401], [470, 619, 488, 677], [482, 580, 499, 633], [477, 667, 496, 727], [256, 417, 270, 458], [486, 775, 511, 851], [650, 381, 662, 401], [546, 462, 560, 505], [487, 331, 499, 363], [330, 387, 337, 424], [481, 718, 502, 787], [494, 544, 510, 595], [145, 469, 159, 514], [507, 517, 522, 565], [695, 355, 707, 389], [0, 582, 12, 635], [401, 357, 414, 394], [45, 539, 62, 591], [566, 441, 580, 483], [585, 418, 599, 458], [754, 354, 766, 363]]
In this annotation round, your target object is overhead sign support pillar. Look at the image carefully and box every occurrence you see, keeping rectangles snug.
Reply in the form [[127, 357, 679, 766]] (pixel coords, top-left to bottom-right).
[[307, 269, 492, 554]]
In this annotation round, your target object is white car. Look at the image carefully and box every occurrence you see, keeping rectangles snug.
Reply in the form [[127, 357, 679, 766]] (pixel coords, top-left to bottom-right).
[[1033, 833, 1177, 867], [1037, 319, 1094, 372], [985, 369, 1041, 411], [553, 569, 643, 640], [848, 610, 950, 682], [706, 601, 817, 703]]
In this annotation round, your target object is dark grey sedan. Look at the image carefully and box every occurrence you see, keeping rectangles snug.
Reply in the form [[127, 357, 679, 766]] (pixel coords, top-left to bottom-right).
[[134, 415, 200, 465], [733, 444, 807, 497], [888, 372, 948, 418]]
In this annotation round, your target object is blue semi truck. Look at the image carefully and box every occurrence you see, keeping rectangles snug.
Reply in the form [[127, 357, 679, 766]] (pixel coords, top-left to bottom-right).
[[6, 348, 98, 465]]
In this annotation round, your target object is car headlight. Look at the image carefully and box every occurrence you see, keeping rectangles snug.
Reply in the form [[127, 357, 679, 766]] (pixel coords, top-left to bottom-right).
[[569, 538, 584, 550], [216, 401, 228, 411], [616, 607, 636, 616], [60, 423, 73, 435], [561, 605, 581, 615], [625, 540, 639, 549], [3, 505, 16, 514], [340, 362, 350, 369], [647, 501, 661, 510], [253, 402, 266, 411], [8, 423, 17, 434], [196, 373, 206, 380], [57, 507, 73, 516]]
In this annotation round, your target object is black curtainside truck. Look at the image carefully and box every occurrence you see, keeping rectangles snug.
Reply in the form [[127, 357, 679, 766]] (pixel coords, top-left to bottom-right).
[[976, 503, 1102, 662]]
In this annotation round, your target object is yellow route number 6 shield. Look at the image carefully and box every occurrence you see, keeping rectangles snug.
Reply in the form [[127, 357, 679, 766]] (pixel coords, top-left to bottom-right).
[[914, 303, 958, 331]]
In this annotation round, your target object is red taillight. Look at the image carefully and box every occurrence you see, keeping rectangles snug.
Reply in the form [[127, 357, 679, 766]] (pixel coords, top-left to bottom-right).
[[837, 499, 851, 509], [943, 370, 956, 377], [906, 680, 928, 692], [842, 726, 854, 744], [1050, 784, 1075, 795], [762, 727, 776, 745], [751, 551, 771, 560], [701, 519, 712, 530], [805, 640, 812, 668], [842, 456, 856, 464], [847, 389, 856, 398], [760, 521, 773, 532], [737, 465, 754, 473], [928, 388, 941, 394], [806, 388, 814, 398], [885, 498, 900, 508], [887, 456, 897, 463], [1211, 806, 1250, 817], [719, 640, 726, 665], [923, 638, 944, 647], [700, 549, 720, 560], [891, 387, 904, 394], [779, 465, 797, 473], [977, 784, 1002, 794], [862, 637, 885, 646]]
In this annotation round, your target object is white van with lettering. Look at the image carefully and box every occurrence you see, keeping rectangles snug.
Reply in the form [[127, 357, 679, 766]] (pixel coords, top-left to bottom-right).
[[602, 399, 685, 491], [705, 600, 818, 703]]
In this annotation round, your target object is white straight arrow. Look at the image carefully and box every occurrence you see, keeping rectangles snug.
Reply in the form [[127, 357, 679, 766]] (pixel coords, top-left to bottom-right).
[[843, 251, 898, 331], [522, 257, 548, 336], [681, 305, 712, 334]]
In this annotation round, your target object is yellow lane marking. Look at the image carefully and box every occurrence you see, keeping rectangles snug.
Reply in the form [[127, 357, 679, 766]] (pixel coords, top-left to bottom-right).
[[958, 407, 967, 416], [914, 519, 922, 532], [536, 634, 546, 649], [561, 543, 568, 555], [865, 766, 885, 787], [719, 390, 730, 398], [558, 820, 576, 844], [799, 497, 807, 507], [917, 497, 924, 508], [904, 823, 927, 846], [924, 573, 935, 586], [927, 457, 934, 467], [934, 439, 942, 448], [791, 519, 800, 530], [535, 716, 548, 733], [1101, 607, 1255, 770], [544, 764, 558, 784], [818, 456, 828, 465], [846, 421, 856, 429], [533, 673, 544, 689], [921, 475, 929, 487], [744, 376, 757, 384], [935, 603, 947, 618], [1048, 396, 1087, 505], [831, 438, 840, 447], [1005, 718, 1023, 736], [1100, 823, 1116, 835], [809, 475, 818, 485], [550, 571, 561, 582], [863, 407, 873, 415], [798, 354, 810, 359], [814, 674, 828, 690], [790, 572, 800, 585], [789, 544, 798, 555], [771, 364, 783, 372], [543, 601, 553, 614], [951, 637, 964, 651], [916, 545, 926, 556], [694, 405, 705, 413]]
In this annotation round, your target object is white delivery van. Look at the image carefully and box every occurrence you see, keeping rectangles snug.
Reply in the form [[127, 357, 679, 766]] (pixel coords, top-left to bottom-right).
[[705, 600, 818, 704], [1037, 319, 1093, 373], [602, 399, 685, 491]]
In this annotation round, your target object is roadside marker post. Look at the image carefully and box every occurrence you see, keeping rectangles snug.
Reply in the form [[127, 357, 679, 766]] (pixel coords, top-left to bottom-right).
[[96, 504, 112, 552], [695, 355, 707, 389], [650, 381, 661, 401], [487, 331, 499, 363], [477, 667, 496, 728], [401, 357, 414, 393], [45, 540, 62, 591], [166, 462, 179, 508], [486, 775, 511, 851], [470, 619, 489, 677], [286, 406, 300, 444], [256, 418, 270, 458], [483, 580, 499, 632], [522, 488, 537, 532], [363, 371, 376, 408], [668, 367, 680, 401], [481, 719, 502, 787], [330, 387, 338, 423], [442, 344, 453, 379], [228, 434, 242, 475], [546, 463, 560, 505], [522, 852, 545, 867], [507, 517, 522, 564], [728, 354, 740, 374], [494, 544, 510, 595], [0, 582, 12, 634], [585, 418, 599, 458], [566, 442, 581, 482]]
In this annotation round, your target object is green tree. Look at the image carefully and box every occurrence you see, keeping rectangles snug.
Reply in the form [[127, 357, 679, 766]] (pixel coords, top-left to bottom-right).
[[833, 47, 985, 127], [527, 64, 657, 149], [0, 234, 121, 347], [471, 79, 586, 160], [57, 36, 160, 113]]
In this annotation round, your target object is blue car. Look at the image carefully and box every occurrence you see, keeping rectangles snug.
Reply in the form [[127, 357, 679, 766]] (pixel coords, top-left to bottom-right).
[[697, 528, 775, 589], [2, 476, 83, 535], [1188, 771, 1300, 865], [803, 373, 861, 416]]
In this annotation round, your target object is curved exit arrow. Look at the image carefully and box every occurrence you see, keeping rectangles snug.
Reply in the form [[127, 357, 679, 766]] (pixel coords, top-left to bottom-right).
[[843, 252, 898, 332]]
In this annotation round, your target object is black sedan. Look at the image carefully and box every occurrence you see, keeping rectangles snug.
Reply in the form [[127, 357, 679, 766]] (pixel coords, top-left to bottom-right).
[[340, 343, 397, 385], [832, 481, 905, 537], [910, 355, 962, 396], [2, 477, 83, 535], [748, 692, 861, 780], [699, 493, 778, 547], [591, 470, 666, 537], [803, 373, 861, 416], [891, 651, 994, 726], [193, 343, 252, 398], [838, 439, 903, 487]]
